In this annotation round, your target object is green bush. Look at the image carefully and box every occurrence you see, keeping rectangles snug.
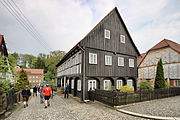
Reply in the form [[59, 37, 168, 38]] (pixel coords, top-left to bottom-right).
[[165, 81, 170, 88], [119, 85, 134, 93], [140, 81, 153, 90], [52, 85, 57, 91]]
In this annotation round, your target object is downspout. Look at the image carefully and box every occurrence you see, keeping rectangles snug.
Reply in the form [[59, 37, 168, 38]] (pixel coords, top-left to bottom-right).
[[78, 44, 85, 102]]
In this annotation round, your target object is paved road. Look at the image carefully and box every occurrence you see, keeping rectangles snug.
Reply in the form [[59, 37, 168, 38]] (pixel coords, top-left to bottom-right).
[[5, 93, 147, 120], [122, 95, 180, 117]]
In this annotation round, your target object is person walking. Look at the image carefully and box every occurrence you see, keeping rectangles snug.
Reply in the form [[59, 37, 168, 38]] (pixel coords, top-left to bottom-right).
[[42, 84, 52, 108], [39, 85, 44, 104], [33, 86, 37, 96], [22, 85, 31, 108], [64, 83, 69, 99]]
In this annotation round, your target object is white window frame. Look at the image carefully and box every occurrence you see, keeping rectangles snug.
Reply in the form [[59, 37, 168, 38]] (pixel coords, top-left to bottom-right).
[[77, 80, 81, 91], [174, 80, 180, 86], [120, 35, 125, 43], [116, 80, 123, 89], [129, 59, 134, 67], [105, 55, 112, 65], [127, 79, 133, 87], [104, 29, 110, 39], [88, 80, 96, 91], [89, 53, 97, 64], [71, 80, 74, 89], [104, 80, 111, 90], [118, 57, 124, 66]]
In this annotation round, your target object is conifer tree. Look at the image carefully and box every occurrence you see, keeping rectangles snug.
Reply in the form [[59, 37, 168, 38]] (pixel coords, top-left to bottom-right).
[[154, 58, 165, 89], [16, 69, 29, 91]]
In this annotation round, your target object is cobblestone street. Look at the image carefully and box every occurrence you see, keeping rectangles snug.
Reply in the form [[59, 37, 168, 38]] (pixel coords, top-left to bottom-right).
[[5, 93, 146, 120]]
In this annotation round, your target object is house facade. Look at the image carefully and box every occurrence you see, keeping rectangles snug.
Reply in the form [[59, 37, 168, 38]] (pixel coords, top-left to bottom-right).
[[56, 7, 140, 101], [14, 68, 44, 86], [138, 39, 180, 86]]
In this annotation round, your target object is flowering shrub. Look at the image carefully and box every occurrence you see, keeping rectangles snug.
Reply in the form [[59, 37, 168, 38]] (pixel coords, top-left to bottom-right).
[[119, 85, 134, 93]]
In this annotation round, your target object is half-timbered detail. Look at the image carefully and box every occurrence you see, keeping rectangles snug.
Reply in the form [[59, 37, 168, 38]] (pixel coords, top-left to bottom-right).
[[56, 7, 140, 101], [138, 39, 180, 86]]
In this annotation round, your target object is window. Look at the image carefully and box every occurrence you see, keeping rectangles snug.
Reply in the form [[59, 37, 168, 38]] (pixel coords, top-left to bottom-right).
[[127, 79, 133, 87], [75, 55, 79, 64], [71, 80, 74, 89], [77, 80, 81, 91], [104, 80, 111, 90], [33, 76, 35, 78], [36, 76, 38, 78], [89, 53, 97, 64], [129, 59, 134, 67], [33, 80, 35, 83], [117, 80, 123, 89], [88, 80, 96, 91], [174, 80, 180, 86], [104, 29, 110, 39], [29, 80, 32, 82], [36, 80, 38, 82], [39, 80, 41, 82], [120, 35, 125, 43], [118, 57, 124, 66], [105, 55, 112, 65]]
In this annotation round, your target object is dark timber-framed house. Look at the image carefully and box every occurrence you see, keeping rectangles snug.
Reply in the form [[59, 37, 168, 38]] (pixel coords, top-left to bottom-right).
[[56, 7, 140, 101]]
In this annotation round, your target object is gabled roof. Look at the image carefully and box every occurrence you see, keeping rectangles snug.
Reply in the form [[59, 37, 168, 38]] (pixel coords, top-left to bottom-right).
[[137, 53, 146, 66], [149, 39, 180, 53], [14, 68, 44, 74], [56, 7, 140, 67], [138, 39, 180, 67]]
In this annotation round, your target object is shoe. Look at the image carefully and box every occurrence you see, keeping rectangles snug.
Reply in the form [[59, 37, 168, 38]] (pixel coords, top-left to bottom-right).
[[45, 106, 47, 108], [24, 105, 26, 108], [26, 104, 28, 107], [48, 104, 50, 107]]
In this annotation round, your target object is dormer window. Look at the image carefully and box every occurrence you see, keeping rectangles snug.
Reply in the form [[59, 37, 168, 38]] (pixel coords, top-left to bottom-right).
[[121, 35, 125, 43], [105, 29, 110, 39]]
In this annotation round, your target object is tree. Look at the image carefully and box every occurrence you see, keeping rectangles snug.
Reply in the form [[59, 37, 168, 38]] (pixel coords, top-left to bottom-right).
[[154, 58, 165, 89], [45, 71, 54, 82], [16, 69, 29, 91], [0, 55, 16, 95]]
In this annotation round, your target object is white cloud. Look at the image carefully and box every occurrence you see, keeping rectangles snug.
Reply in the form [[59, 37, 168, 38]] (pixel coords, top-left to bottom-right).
[[0, 0, 180, 55]]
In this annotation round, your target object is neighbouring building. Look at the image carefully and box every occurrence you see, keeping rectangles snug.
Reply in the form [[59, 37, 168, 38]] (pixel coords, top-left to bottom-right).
[[14, 68, 44, 86], [138, 39, 180, 86], [56, 7, 140, 101]]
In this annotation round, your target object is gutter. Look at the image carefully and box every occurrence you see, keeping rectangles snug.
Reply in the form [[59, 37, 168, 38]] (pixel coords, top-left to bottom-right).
[[77, 44, 86, 102]]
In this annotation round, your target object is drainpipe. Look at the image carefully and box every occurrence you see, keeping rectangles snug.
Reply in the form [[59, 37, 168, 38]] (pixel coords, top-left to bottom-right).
[[78, 44, 85, 102]]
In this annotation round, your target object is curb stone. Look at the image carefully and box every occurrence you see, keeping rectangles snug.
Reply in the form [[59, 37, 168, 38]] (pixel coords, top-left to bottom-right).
[[117, 109, 180, 120]]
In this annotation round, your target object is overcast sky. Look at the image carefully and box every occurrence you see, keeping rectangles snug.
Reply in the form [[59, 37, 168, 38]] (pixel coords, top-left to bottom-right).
[[0, 0, 180, 56]]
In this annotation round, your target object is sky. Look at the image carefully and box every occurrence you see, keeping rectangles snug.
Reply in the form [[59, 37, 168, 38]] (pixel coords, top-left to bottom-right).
[[0, 0, 180, 56]]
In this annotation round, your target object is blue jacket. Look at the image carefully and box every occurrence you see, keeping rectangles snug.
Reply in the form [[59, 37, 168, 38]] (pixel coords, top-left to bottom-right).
[[65, 85, 69, 92]]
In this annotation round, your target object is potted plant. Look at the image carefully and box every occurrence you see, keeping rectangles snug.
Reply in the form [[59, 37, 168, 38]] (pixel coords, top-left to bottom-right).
[[61, 87, 64, 94]]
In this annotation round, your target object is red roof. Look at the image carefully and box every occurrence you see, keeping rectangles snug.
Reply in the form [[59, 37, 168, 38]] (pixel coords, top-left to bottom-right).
[[14, 68, 44, 74], [137, 53, 146, 66], [0, 35, 3, 45], [149, 39, 180, 53]]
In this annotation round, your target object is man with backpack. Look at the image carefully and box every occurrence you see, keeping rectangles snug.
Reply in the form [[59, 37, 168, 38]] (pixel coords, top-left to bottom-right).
[[22, 85, 31, 108]]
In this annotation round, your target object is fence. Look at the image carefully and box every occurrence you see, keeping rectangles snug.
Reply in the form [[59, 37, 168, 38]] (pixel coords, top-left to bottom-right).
[[89, 87, 180, 106], [0, 92, 21, 114]]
